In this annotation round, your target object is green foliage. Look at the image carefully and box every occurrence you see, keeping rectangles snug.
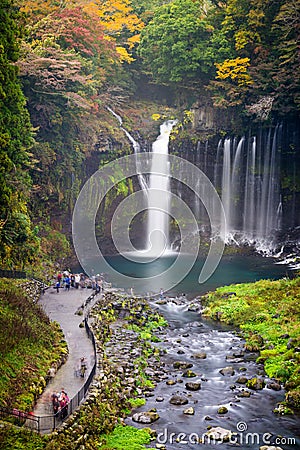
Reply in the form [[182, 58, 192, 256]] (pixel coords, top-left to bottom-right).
[[208, 0, 299, 115], [203, 276, 300, 406], [0, 423, 46, 450], [100, 425, 154, 450], [138, 0, 214, 84], [129, 397, 146, 408], [0, 279, 65, 410]]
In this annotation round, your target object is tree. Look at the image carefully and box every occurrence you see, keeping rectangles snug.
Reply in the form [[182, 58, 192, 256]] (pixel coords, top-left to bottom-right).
[[270, 0, 300, 112], [138, 0, 214, 85], [82, 0, 145, 63], [0, 0, 39, 268]]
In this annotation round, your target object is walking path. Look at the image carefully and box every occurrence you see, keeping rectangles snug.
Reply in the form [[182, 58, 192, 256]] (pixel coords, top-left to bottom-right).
[[33, 286, 98, 418]]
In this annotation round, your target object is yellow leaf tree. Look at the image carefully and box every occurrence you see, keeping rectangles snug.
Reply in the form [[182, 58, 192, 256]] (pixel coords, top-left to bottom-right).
[[82, 0, 145, 63], [215, 57, 253, 86]]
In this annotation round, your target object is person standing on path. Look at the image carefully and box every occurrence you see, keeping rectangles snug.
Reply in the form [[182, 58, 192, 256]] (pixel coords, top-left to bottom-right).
[[80, 357, 87, 378]]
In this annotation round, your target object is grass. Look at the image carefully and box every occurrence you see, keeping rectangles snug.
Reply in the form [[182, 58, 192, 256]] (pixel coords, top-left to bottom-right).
[[99, 425, 156, 450], [202, 276, 300, 409]]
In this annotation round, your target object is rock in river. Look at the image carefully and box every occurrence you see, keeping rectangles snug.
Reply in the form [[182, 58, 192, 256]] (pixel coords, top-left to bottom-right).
[[219, 366, 235, 376], [132, 411, 160, 424], [183, 407, 195, 415], [185, 382, 201, 391], [173, 361, 193, 370], [204, 426, 232, 442], [170, 395, 188, 405]]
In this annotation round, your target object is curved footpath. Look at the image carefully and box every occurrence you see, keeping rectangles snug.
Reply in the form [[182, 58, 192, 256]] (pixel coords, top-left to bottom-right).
[[33, 286, 98, 418]]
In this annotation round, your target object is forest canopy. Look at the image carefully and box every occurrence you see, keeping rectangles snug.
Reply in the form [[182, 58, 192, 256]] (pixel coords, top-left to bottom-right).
[[0, 0, 299, 270]]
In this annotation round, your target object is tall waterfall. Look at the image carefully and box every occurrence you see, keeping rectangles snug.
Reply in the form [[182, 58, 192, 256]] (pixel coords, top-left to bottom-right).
[[107, 106, 176, 255], [146, 121, 176, 255], [196, 125, 283, 251]]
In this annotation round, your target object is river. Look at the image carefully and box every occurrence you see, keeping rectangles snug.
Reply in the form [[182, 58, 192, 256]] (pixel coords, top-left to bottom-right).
[[126, 300, 300, 449], [85, 253, 293, 298]]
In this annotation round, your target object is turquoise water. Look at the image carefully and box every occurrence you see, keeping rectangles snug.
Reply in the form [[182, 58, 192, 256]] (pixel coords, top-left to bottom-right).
[[81, 254, 292, 298]]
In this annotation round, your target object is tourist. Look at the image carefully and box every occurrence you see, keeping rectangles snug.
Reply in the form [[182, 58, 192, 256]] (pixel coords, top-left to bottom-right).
[[51, 393, 60, 415], [97, 277, 103, 294], [58, 389, 69, 419], [55, 281, 60, 293], [74, 273, 80, 289], [57, 272, 62, 286], [159, 288, 164, 300], [80, 357, 87, 378], [47, 366, 56, 383], [65, 275, 71, 291]]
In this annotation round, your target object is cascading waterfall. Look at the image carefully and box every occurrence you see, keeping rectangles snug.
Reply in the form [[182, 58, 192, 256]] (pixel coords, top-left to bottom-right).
[[221, 138, 232, 240], [146, 121, 176, 255], [231, 136, 244, 231], [107, 106, 176, 255], [192, 124, 283, 252], [106, 106, 149, 193], [243, 136, 256, 238]]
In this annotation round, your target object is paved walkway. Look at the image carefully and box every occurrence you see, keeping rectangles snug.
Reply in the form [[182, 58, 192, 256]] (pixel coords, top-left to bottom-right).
[[33, 286, 98, 417]]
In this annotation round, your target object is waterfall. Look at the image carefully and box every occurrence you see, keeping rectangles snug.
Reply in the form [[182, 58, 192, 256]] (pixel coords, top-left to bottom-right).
[[257, 124, 281, 239], [231, 136, 244, 231], [243, 137, 256, 239], [106, 106, 149, 192], [221, 138, 231, 240], [212, 125, 282, 251], [146, 121, 176, 255], [106, 105, 286, 255]]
